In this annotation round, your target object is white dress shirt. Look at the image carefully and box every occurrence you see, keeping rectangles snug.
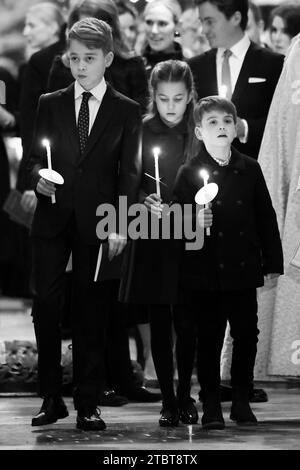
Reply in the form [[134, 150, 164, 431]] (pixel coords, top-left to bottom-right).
[[216, 34, 251, 95], [216, 34, 251, 142], [74, 78, 107, 134]]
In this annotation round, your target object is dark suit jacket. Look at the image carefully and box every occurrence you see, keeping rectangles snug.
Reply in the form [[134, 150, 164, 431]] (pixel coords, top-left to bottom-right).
[[188, 42, 284, 158], [173, 143, 284, 291], [27, 83, 142, 245]]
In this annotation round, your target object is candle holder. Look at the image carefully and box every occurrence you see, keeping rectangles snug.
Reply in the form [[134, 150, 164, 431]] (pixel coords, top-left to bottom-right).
[[195, 182, 219, 236], [38, 168, 64, 204]]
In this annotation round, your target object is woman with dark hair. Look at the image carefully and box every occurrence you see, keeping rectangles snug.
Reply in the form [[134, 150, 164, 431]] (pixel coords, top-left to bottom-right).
[[269, 2, 300, 56], [47, 0, 148, 112], [141, 0, 184, 78]]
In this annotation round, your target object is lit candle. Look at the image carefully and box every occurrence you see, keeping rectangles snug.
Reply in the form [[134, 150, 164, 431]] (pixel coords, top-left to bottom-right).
[[220, 85, 228, 99], [200, 169, 210, 236], [42, 138, 55, 204], [153, 147, 161, 219], [153, 147, 161, 198]]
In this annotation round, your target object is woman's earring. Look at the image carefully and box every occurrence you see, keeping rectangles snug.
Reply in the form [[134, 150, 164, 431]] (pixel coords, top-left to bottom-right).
[[174, 30, 180, 38]]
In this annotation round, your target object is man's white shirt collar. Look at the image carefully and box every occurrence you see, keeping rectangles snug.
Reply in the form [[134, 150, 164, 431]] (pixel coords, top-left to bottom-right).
[[217, 34, 251, 61]]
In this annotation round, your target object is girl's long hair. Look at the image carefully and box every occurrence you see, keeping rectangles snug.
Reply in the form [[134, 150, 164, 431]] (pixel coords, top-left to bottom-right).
[[148, 59, 198, 162]]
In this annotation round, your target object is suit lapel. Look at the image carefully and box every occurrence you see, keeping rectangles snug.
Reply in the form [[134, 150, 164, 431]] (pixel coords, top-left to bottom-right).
[[232, 42, 259, 104], [59, 83, 80, 161], [207, 50, 218, 95], [77, 84, 115, 165]]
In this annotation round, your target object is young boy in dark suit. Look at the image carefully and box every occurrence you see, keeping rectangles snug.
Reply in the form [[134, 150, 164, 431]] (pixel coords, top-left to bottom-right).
[[27, 18, 142, 431], [173, 96, 283, 429]]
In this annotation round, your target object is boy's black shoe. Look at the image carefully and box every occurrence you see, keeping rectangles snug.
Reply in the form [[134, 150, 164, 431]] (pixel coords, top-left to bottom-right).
[[230, 387, 258, 426], [159, 407, 180, 427], [32, 396, 69, 426], [76, 407, 106, 431], [179, 398, 199, 424], [201, 393, 225, 430], [230, 402, 257, 426], [98, 390, 128, 406]]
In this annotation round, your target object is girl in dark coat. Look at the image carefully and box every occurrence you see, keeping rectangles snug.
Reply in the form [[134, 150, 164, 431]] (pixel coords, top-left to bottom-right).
[[120, 60, 198, 427]]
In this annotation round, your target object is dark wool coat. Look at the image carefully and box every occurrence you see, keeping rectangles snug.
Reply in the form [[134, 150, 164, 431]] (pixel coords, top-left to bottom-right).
[[120, 115, 188, 304], [173, 143, 284, 292]]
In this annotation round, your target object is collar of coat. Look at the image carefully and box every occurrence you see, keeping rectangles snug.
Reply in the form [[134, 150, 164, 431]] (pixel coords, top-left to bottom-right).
[[194, 141, 246, 172], [143, 113, 189, 136]]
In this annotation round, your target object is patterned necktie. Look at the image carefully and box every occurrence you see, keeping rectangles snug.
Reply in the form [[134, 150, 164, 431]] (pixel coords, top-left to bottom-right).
[[221, 49, 233, 99], [78, 91, 92, 155]]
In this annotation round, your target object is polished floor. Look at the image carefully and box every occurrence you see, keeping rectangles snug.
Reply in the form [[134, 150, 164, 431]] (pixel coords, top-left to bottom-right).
[[1, 299, 300, 451], [0, 388, 300, 450]]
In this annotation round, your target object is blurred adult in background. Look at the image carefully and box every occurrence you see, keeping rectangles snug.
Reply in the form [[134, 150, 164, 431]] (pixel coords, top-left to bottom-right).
[[48, 0, 148, 113], [142, 0, 183, 77], [246, 1, 265, 46], [23, 1, 66, 60], [269, 2, 300, 56], [178, 7, 210, 58], [116, 0, 139, 52], [18, 2, 66, 197]]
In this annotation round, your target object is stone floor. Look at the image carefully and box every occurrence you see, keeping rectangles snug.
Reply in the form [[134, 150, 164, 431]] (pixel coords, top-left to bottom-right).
[[0, 388, 300, 450], [1, 298, 300, 452]]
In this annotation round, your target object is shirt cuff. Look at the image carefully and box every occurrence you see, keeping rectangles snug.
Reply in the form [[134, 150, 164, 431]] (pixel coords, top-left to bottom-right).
[[239, 119, 248, 143]]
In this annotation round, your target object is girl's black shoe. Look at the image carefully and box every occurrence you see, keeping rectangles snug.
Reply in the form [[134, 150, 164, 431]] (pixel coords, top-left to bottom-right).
[[159, 407, 180, 427]]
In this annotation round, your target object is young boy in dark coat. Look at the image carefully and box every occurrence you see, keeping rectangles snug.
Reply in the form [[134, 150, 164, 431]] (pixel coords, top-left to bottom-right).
[[173, 96, 283, 429], [26, 18, 142, 431]]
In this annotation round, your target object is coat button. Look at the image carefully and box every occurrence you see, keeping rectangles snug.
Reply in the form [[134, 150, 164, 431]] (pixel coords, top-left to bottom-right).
[[218, 232, 223, 237], [239, 231, 244, 236], [219, 263, 224, 269], [237, 200, 243, 205], [216, 200, 222, 206], [78, 168, 83, 174], [213, 170, 219, 176], [234, 170, 239, 174], [240, 261, 245, 267]]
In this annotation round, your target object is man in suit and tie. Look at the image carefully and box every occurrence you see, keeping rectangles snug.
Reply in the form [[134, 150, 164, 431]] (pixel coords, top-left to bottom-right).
[[188, 0, 284, 159], [27, 18, 142, 431]]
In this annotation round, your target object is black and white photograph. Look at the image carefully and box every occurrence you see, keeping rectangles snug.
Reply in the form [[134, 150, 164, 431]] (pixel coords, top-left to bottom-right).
[[0, 0, 300, 456]]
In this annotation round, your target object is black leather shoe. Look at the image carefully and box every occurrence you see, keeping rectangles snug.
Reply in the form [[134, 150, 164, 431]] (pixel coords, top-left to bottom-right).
[[250, 388, 268, 403], [98, 390, 128, 406], [159, 408, 180, 427], [201, 394, 225, 430], [76, 407, 106, 431], [179, 398, 199, 424], [126, 387, 162, 402], [230, 402, 257, 426], [32, 396, 69, 426]]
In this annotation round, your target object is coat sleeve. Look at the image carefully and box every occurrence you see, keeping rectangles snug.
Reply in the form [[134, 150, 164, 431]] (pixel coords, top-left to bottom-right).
[[116, 101, 142, 235], [25, 95, 51, 194]]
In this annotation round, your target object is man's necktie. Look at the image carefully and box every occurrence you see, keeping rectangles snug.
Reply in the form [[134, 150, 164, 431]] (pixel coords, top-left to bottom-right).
[[221, 49, 233, 99], [78, 91, 92, 155]]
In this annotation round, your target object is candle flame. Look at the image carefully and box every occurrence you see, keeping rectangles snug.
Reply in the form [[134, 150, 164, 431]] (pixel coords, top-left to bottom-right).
[[153, 147, 160, 158], [200, 169, 209, 181], [42, 138, 50, 147]]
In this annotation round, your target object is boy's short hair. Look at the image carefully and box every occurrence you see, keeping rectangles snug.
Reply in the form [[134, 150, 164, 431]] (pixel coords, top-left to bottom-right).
[[68, 17, 113, 54], [194, 96, 237, 125]]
